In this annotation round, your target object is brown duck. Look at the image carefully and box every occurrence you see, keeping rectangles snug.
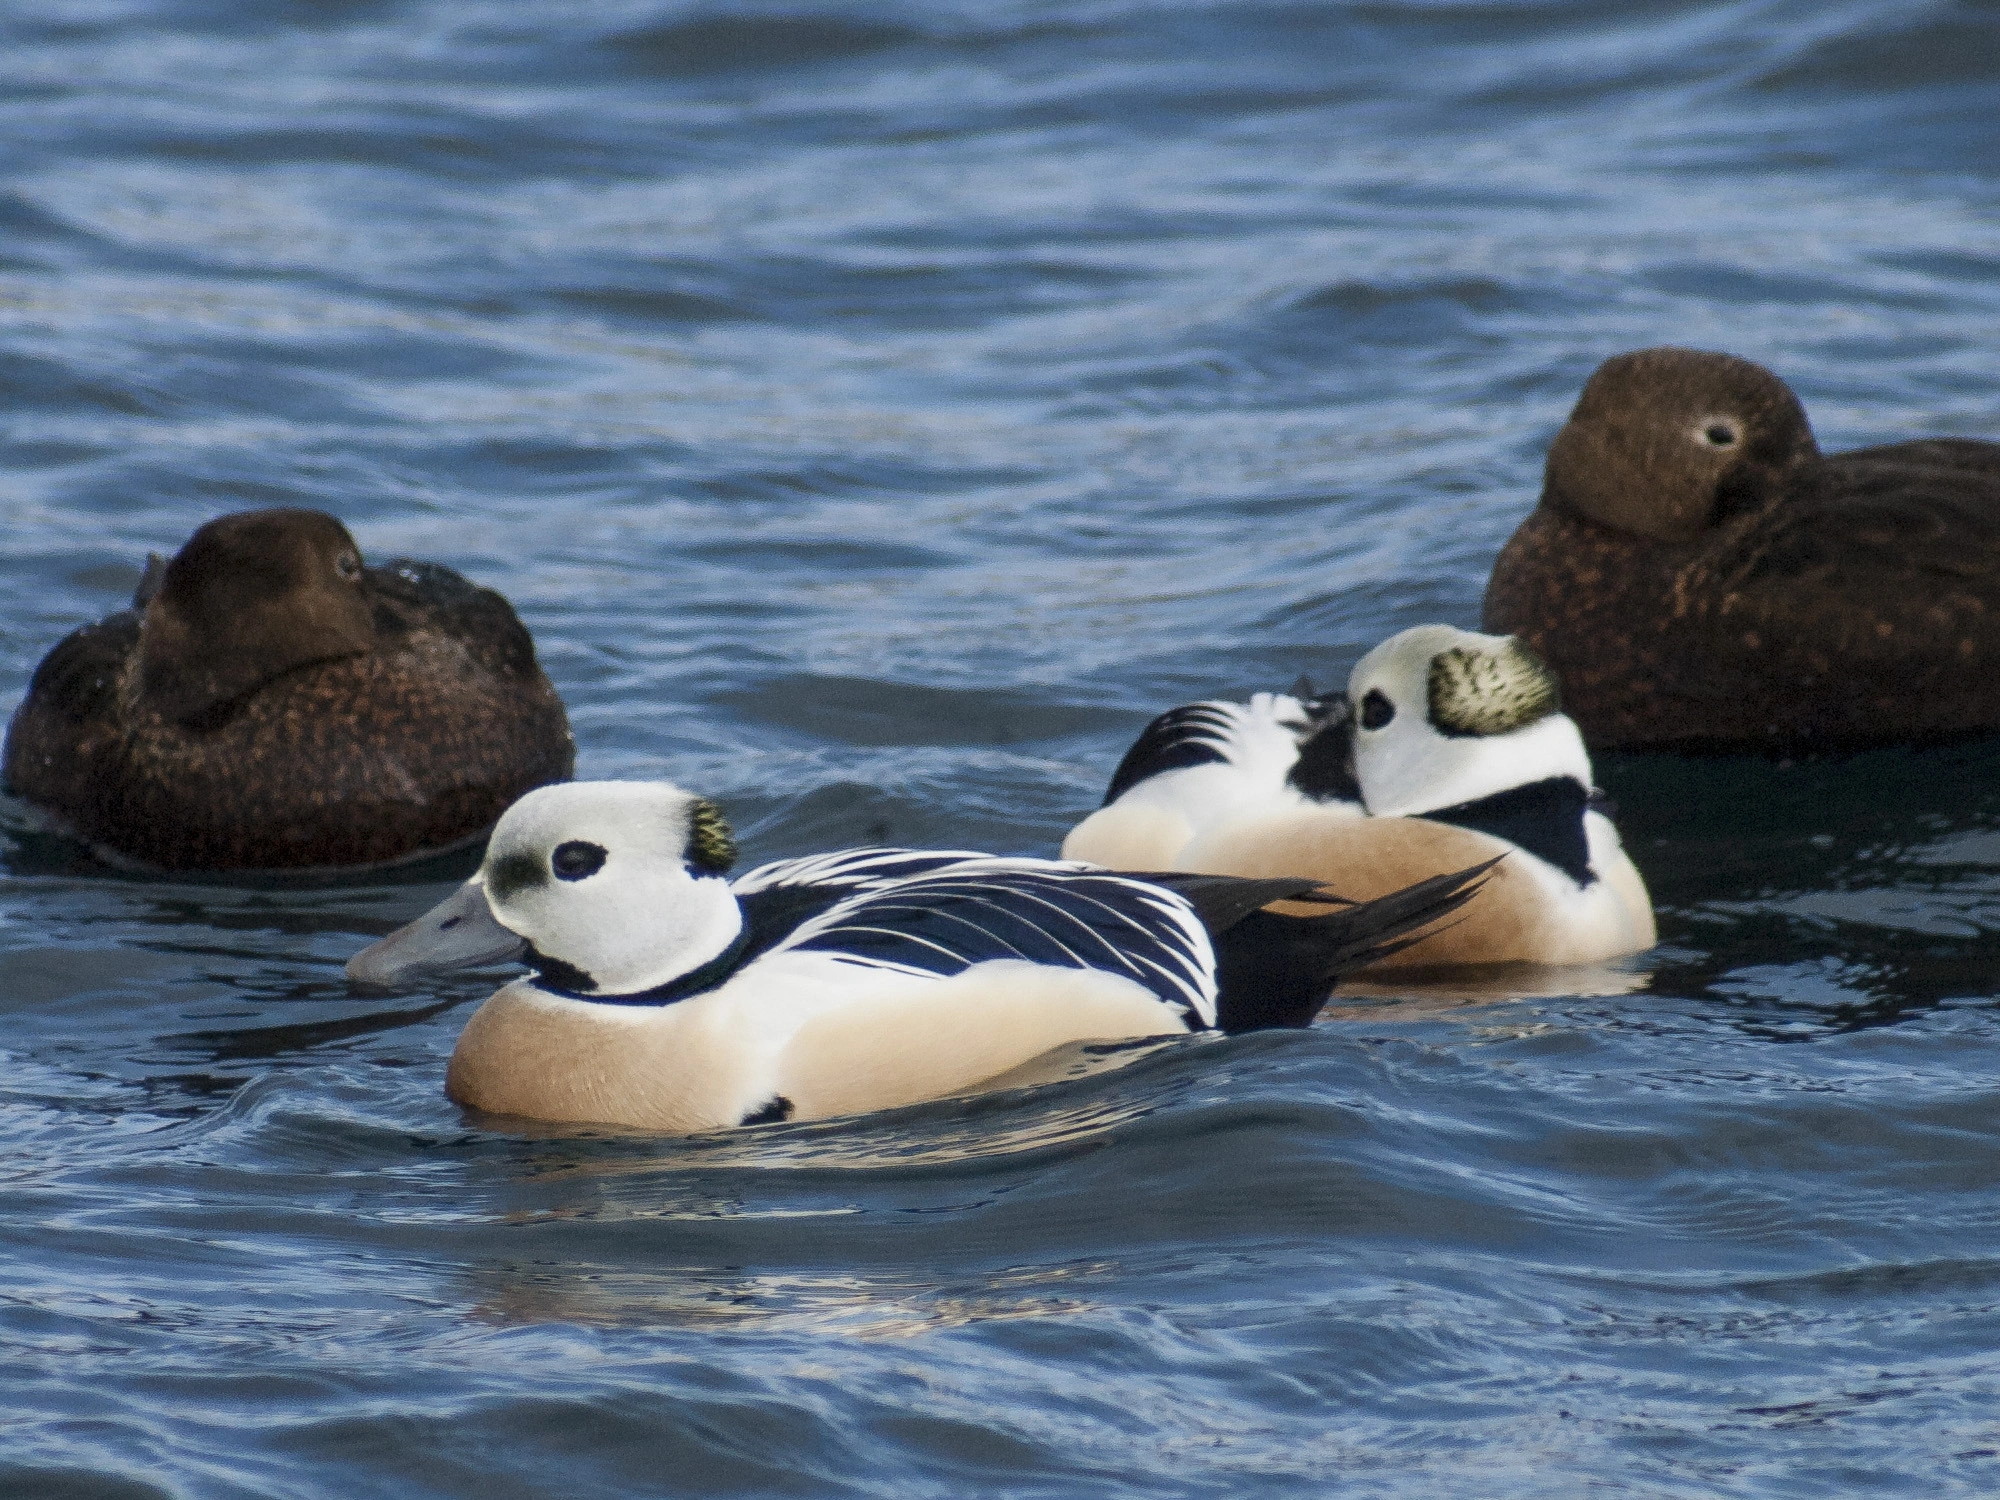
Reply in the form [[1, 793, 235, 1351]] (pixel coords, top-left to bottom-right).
[[4, 508, 574, 871], [1483, 347, 2000, 751]]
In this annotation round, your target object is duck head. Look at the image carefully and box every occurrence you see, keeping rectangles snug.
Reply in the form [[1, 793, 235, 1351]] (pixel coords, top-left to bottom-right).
[[346, 781, 743, 995], [136, 508, 379, 727], [1347, 625, 1591, 815], [1543, 347, 1821, 543]]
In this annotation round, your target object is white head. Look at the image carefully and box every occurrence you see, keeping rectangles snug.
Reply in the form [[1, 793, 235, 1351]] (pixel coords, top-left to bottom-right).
[[1346, 625, 1592, 816], [478, 781, 743, 994], [347, 781, 745, 994]]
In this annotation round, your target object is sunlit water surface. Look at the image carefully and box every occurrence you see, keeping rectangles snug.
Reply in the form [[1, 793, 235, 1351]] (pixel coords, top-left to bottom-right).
[[3, 2, 1999, 1495]]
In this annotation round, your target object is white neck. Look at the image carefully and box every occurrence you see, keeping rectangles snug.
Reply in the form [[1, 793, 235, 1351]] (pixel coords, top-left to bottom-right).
[[1360, 714, 1593, 817]]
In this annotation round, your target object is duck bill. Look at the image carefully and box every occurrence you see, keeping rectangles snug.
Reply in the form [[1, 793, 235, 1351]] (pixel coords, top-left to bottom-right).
[[346, 879, 526, 986]]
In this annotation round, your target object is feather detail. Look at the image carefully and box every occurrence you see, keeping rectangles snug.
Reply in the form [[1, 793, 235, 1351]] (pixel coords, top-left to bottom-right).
[[766, 858, 1219, 1026]]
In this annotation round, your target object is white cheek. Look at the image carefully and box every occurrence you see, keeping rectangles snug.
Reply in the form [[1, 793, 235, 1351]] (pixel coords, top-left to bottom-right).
[[1358, 713, 1593, 816], [544, 868, 742, 994], [1355, 721, 1455, 813]]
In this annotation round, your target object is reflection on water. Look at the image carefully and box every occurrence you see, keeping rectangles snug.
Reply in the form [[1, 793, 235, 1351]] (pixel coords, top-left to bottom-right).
[[468, 1261, 1103, 1338], [1330, 962, 1652, 1010]]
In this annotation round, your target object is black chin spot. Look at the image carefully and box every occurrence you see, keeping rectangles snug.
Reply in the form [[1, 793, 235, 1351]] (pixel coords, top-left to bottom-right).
[[1359, 688, 1395, 731]]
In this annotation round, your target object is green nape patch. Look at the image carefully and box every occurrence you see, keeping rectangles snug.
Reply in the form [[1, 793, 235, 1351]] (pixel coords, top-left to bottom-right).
[[684, 797, 738, 874], [1428, 638, 1562, 738]]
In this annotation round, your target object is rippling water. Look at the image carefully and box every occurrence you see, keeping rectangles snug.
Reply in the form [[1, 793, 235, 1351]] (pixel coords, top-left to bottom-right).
[[4, 2, 2000, 1495]]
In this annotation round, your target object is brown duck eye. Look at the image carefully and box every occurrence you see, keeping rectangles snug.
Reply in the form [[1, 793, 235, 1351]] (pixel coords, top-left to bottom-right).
[[1359, 689, 1395, 730], [335, 550, 362, 580], [551, 840, 606, 881], [1702, 422, 1739, 447]]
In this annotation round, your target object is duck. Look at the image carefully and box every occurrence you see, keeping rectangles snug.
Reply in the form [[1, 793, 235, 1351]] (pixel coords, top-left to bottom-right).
[[345, 779, 1489, 1132], [1482, 346, 2000, 751], [1062, 625, 1655, 971], [3, 508, 574, 871]]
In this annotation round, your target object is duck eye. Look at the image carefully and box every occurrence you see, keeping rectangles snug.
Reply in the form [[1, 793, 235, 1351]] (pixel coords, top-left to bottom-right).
[[1359, 688, 1395, 731], [551, 840, 607, 881], [1701, 422, 1739, 448], [335, 550, 362, 580]]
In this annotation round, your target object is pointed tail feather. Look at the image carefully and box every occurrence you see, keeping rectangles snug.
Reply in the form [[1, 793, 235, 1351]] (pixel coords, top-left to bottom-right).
[[1140, 871, 1359, 936], [1290, 859, 1499, 977], [1152, 859, 1498, 1033]]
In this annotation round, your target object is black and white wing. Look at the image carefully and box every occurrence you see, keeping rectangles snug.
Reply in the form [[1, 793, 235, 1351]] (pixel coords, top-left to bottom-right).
[[732, 850, 1003, 963], [1101, 692, 1337, 806], [763, 856, 1220, 1028]]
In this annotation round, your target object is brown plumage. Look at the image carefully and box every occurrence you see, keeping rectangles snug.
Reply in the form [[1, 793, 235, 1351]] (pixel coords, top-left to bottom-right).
[[1177, 813, 1651, 971], [1483, 347, 2000, 752], [4, 508, 574, 871]]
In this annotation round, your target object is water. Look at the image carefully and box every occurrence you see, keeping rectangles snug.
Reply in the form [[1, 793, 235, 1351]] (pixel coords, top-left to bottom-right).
[[3, 1, 1999, 1494]]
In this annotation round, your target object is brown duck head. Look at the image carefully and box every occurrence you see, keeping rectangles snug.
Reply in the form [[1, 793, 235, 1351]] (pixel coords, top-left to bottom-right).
[[1542, 348, 1822, 543], [136, 508, 378, 727]]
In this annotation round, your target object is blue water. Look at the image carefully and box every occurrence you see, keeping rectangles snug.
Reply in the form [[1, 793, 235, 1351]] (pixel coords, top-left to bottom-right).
[[4, 1, 2000, 1494]]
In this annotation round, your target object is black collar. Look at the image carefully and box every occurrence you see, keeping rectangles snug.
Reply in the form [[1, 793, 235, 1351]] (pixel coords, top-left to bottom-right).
[[1414, 776, 1596, 886], [529, 924, 754, 1007]]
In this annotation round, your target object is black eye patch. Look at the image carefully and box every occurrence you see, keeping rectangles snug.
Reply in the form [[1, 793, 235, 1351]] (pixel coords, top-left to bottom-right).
[[486, 850, 546, 902], [551, 840, 607, 881], [1359, 688, 1396, 730]]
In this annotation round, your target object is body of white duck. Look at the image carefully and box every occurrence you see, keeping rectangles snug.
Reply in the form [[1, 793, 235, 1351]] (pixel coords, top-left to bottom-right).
[[1064, 626, 1655, 971], [349, 780, 1486, 1132]]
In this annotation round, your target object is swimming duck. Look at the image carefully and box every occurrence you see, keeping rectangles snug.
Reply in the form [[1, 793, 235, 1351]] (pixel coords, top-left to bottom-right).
[[346, 780, 1488, 1132], [1483, 346, 2000, 751], [3, 508, 574, 871], [1063, 626, 1655, 970]]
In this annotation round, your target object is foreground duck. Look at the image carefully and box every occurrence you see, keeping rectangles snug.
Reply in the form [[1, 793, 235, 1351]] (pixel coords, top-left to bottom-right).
[[347, 780, 1488, 1132], [1483, 346, 2000, 751], [3, 508, 573, 871], [1064, 625, 1655, 970]]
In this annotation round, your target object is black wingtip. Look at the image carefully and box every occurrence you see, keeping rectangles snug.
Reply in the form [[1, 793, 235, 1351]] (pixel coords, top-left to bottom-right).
[[1207, 858, 1501, 1033], [1307, 856, 1500, 976]]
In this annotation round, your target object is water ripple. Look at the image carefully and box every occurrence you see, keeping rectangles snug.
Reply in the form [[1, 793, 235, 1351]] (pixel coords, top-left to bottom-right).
[[4, 0, 2000, 1494]]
